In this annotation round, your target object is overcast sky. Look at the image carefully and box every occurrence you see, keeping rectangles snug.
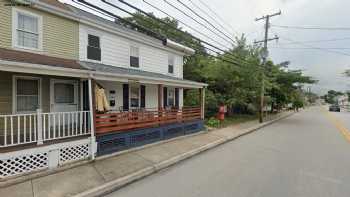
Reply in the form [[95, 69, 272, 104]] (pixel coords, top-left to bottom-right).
[[62, 0, 350, 95]]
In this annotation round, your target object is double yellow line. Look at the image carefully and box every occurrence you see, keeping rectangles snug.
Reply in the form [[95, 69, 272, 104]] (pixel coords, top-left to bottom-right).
[[323, 109, 350, 142]]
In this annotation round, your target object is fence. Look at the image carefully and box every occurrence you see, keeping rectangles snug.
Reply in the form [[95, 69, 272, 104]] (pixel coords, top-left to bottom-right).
[[95, 107, 202, 134], [0, 110, 91, 148]]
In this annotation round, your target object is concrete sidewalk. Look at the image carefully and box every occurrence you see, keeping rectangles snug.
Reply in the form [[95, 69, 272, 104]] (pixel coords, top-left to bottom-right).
[[0, 112, 293, 197]]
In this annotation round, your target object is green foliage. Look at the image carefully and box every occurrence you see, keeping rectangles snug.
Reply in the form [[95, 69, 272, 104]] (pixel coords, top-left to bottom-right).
[[206, 117, 220, 128], [323, 90, 344, 104], [121, 13, 316, 116]]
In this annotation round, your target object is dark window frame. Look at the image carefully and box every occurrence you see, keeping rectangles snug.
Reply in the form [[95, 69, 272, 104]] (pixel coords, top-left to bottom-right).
[[87, 34, 101, 61]]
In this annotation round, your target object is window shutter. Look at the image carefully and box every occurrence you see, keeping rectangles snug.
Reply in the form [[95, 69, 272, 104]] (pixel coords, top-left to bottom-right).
[[123, 84, 129, 111], [141, 85, 146, 108], [175, 88, 179, 108], [163, 87, 167, 108]]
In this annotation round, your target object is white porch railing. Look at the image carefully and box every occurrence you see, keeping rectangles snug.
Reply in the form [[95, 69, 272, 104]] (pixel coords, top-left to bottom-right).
[[0, 110, 91, 148]]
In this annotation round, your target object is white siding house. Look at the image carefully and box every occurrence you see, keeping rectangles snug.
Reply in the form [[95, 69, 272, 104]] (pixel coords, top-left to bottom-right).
[[79, 24, 184, 78], [76, 10, 193, 111]]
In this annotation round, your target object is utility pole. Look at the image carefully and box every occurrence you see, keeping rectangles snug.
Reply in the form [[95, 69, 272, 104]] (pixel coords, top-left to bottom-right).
[[255, 11, 281, 123]]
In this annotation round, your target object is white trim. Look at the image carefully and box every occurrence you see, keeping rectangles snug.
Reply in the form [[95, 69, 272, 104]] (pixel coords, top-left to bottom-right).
[[12, 8, 43, 52], [49, 79, 79, 112], [12, 75, 42, 114], [0, 60, 90, 78], [129, 45, 141, 69], [0, 138, 90, 160]]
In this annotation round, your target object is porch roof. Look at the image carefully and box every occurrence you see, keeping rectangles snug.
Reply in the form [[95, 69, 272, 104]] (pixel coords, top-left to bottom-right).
[[80, 61, 208, 88], [0, 48, 85, 70]]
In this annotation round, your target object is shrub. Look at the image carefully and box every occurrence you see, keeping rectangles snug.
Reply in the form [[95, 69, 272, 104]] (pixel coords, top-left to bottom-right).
[[206, 117, 220, 128]]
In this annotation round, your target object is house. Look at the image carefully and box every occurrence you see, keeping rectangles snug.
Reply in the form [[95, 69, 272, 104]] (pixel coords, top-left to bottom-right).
[[0, 0, 206, 179], [336, 95, 348, 106]]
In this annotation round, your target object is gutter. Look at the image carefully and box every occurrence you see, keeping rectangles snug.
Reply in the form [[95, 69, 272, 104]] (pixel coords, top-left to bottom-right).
[[165, 39, 195, 56]]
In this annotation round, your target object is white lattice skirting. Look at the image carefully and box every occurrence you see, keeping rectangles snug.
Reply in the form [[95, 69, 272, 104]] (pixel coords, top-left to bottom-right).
[[0, 138, 95, 179]]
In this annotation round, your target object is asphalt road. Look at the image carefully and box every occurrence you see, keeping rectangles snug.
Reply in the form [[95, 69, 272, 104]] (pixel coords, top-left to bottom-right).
[[105, 106, 350, 197]]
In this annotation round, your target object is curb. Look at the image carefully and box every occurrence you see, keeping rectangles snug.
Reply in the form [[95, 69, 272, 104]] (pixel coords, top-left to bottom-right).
[[73, 112, 294, 197]]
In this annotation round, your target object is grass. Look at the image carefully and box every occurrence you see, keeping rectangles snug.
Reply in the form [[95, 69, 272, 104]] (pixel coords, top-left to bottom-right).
[[206, 114, 257, 129]]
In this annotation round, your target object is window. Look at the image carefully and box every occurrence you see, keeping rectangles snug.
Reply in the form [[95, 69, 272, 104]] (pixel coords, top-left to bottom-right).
[[14, 77, 40, 113], [87, 34, 101, 61], [13, 10, 42, 50], [168, 88, 175, 106], [168, 55, 174, 74], [130, 86, 140, 108], [54, 83, 75, 104], [130, 46, 139, 68]]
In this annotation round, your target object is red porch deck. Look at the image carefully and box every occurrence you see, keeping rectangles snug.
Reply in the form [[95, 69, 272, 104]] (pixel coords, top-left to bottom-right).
[[95, 107, 202, 134]]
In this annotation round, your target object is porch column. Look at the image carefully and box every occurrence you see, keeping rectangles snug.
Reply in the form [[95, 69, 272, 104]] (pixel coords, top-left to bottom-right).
[[88, 78, 96, 160], [199, 87, 205, 119], [198, 87, 205, 120], [158, 84, 163, 110]]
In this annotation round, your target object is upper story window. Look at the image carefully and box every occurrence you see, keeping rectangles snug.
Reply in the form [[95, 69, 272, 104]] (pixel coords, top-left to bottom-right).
[[130, 46, 139, 68], [13, 9, 42, 50], [168, 55, 174, 74], [87, 34, 101, 61]]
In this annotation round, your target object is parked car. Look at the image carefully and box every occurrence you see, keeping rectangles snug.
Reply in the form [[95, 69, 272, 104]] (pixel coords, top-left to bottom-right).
[[329, 105, 341, 112]]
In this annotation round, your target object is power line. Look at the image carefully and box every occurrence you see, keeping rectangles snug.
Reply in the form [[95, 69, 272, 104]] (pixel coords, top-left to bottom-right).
[[110, 0, 252, 65], [163, 0, 235, 46], [76, 0, 243, 66], [271, 47, 350, 50], [271, 24, 350, 31], [275, 37, 350, 45], [140, 0, 231, 50], [186, 0, 237, 38], [75, 0, 166, 41], [278, 36, 350, 57], [196, 0, 239, 36], [175, 0, 236, 44]]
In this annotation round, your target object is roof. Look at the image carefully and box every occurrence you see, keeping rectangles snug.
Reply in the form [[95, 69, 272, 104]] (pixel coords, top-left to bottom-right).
[[80, 61, 207, 87], [0, 48, 86, 70], [66, 4, 194, 55], [39, 0, 71, 11]]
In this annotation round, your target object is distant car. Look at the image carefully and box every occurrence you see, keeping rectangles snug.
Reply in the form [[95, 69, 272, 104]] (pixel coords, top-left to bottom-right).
[[329, 105, 341, 112]]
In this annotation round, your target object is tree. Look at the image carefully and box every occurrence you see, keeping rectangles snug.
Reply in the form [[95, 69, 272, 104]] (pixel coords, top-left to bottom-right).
[[120, 12, 316, 117]]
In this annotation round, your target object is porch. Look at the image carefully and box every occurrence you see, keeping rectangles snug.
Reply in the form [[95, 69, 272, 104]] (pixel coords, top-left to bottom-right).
[[0, 62, 206, 178], [92, 79, 206, 155], [0, 70, 93, 149], [0, 70, 94, 179]]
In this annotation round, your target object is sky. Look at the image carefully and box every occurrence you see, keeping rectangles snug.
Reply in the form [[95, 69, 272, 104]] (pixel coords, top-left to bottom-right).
[[62, 0, 350, 95]]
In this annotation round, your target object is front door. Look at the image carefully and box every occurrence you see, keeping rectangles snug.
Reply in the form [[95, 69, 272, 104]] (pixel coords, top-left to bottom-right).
[[50, 79, 79, 112]]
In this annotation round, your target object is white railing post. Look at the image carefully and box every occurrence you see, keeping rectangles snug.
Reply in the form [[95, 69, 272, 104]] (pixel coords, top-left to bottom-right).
[[37, 109, 43, 145], [88, 78, 97, 160]]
